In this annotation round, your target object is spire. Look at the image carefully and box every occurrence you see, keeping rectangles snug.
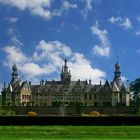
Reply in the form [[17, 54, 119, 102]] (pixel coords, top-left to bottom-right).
[[65, 59, 67, 65], [60, 59, 71, 84], [114, 63, 121, 78], [64, 59, 68, 71], [113, 61, 121, 89], [11, 64, 19, 85]]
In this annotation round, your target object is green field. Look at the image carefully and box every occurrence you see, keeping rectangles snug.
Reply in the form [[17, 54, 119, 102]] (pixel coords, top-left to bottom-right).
[[0, 126, 140, 140]]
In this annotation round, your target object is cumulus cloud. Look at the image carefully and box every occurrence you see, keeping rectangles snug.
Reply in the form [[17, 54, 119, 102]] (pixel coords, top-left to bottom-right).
[[33, 40, 72, 65], [69, 53, 106, 83], [91, 21, 110, 57], [3, 46, 27, 67], [3, 40, 106, 84], [108, 16, 133, 29], [0, 0, 77, 20]]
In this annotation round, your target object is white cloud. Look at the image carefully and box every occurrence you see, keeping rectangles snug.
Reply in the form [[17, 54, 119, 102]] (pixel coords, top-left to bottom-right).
[[136, 49, 140, 53], [92, 45, 110, 57], [137, 16, 140, 22], [7, 28, 14, 35], [69, 53, 106, 83], [8, 17, 18, 23], [0, 0, 51, 10], [0, 0, 77, 20], [136, 30, 140, 36], [10, 36, 23, 47], [91, 21, 110, 57], [62, 1, 77, 10], [52, 1, 77, 17], [121, 76, 127, 83], [0, 0, 52, 19], [3, 46, 27, 67], [3, 40, 106, 84], [81, 0, 92, 19], [33, 40, 72, 64], [21, 62, 56, 76], [108, 16, 133, 29], [72, 24, 79, 31]]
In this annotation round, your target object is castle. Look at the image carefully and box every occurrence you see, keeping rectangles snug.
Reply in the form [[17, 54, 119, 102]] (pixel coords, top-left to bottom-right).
[[1, 60, 130, 107]]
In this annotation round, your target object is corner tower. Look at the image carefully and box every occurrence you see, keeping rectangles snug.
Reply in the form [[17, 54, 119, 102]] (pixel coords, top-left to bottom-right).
[[11, 64, 19, 85], [113, 62, 121, 89], [60, 59, 71, 84]]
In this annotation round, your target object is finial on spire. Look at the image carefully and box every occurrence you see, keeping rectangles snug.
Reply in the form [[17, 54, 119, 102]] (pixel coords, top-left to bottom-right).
[[65, 59, 67, 65], [13, 64, 17, 71]]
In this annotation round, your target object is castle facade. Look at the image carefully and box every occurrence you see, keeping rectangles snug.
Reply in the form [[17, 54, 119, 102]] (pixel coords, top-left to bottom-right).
[[1, 60, 130, 107]]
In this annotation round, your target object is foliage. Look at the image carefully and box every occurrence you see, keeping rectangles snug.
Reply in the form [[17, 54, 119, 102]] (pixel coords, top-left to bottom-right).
[[52, 101, 61, 107], [89, 111, 101, 117], [69, 101, 84, 107], [27, 111, 38, 117], [0, 109, 15, 116], [130, 78, 140, 96], [130, 78, 140, 113]]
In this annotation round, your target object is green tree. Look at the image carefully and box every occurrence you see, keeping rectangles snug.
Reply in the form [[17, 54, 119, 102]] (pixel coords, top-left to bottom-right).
[[130, 78, 140, 113]]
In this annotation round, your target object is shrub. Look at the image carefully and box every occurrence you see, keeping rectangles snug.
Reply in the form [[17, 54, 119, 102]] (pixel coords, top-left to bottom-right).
[[89, 111, 101, 117], [0, 109, 15, 116], [27, 111, 38, 117]]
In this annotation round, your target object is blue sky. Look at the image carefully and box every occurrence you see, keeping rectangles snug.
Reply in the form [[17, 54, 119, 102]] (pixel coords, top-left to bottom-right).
[[0, 0, 140, 89]]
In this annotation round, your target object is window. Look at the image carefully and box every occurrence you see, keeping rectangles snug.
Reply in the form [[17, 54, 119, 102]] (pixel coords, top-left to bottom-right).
[[84, 94, 87, 100], [89, 95, 92, 100], [94, 94, 97, 99]]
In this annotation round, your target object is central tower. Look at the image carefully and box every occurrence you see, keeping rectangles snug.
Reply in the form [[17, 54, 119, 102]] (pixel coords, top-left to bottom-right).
[[113, 62, 121, 89], [11, 64, 19, 85], [60, 59, 71, 84]]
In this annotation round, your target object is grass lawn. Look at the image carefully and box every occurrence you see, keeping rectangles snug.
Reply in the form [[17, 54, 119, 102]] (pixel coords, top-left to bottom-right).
[[0, 126, 139, 140]]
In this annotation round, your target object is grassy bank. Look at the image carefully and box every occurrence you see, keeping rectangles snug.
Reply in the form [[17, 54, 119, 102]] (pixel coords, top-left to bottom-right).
[[0, 126, 139, 140]]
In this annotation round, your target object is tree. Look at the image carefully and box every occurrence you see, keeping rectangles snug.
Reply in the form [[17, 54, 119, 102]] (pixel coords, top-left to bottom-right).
[[130, 78, 140, 113]]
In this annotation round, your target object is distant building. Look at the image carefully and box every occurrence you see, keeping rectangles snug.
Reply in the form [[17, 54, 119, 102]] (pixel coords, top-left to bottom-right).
[[1, 60, 130, 107]]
